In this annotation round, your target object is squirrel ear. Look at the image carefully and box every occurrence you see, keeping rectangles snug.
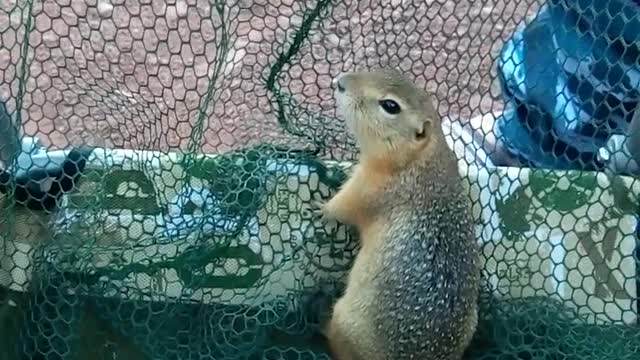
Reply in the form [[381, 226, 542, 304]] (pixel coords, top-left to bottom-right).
[[415, 119, 431, 141]]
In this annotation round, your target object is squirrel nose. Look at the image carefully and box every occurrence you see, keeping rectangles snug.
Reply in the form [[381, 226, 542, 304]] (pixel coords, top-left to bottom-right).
[[333, 73, 346, 93]]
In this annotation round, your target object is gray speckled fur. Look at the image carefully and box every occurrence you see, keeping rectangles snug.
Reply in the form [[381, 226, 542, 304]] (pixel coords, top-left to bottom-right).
[[368, 142, 479, 360]]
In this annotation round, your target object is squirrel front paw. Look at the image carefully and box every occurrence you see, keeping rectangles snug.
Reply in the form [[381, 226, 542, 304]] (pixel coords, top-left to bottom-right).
[[311, 198, 328, 222]]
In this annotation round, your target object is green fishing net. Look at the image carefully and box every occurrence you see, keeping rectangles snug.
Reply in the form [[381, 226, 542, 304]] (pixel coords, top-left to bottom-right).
[[1, 0, 640, 359]]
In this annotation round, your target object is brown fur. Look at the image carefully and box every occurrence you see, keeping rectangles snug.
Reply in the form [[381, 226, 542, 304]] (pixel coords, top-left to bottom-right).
[[316, 69, 481, 360]]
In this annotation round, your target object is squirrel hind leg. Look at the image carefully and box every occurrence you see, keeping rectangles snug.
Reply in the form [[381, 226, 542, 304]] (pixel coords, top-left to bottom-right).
[[325, 321, 359, 360], [324, 307, 367, 360]]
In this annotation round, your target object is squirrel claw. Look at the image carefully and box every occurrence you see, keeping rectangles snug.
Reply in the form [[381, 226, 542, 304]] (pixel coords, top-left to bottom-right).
[[310, 199, 328, 222]]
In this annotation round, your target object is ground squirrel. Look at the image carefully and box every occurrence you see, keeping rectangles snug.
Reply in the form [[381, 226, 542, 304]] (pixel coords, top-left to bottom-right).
[[314, 69, 481, 360]]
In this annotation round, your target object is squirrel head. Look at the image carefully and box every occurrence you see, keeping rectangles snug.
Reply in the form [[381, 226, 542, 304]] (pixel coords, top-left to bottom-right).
[[333, 68, 441, 162]]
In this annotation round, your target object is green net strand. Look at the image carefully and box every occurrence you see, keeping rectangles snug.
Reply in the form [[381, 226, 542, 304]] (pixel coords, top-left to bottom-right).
[[3, 145, 354, 359], [1, 1, 640, 360]]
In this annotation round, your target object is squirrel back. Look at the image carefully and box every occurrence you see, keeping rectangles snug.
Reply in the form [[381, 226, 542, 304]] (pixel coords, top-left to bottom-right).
[[319, 68, 480, 360]]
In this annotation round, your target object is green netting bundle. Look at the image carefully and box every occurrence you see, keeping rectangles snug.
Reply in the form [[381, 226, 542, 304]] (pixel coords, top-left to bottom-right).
[[1, 0, 640, 359]]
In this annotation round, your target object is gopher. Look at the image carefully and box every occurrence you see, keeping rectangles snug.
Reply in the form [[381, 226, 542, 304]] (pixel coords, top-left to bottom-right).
[[314, 69, 481, 360]]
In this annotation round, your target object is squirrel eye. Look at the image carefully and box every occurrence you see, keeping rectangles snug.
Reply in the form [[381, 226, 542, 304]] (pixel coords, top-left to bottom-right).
[[378, 99, 401, 115]]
